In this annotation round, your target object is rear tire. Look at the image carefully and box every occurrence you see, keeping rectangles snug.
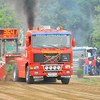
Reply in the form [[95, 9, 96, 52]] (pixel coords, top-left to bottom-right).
[[61, 78, 70, 84], [26, 66, 34, 84]]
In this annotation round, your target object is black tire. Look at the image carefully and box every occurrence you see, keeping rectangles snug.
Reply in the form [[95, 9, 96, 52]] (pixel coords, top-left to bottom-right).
[[13, 63, 26, 82], [44, 77, 56, 82], [89, 66, 95, 75], [26, 66, 34, 84], [61, 78, 70, 84], [13, 63, 20, 82]]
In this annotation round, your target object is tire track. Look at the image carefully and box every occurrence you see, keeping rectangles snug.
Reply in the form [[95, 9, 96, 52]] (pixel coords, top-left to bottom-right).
[[0, 80, 100, 100], [0, 83, 66, 100], [0, 93, 17, 100], [28, 85, 100, 100]]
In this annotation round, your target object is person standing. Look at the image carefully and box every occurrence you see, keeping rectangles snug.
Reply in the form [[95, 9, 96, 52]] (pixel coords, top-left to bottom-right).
[[78, 57, 81, 68], [92, 56, 97, 75], [84, 57, 89, 75], [79, 56, 86, 70], [98, 56, 100, 75], [96, 56, 100, 75]]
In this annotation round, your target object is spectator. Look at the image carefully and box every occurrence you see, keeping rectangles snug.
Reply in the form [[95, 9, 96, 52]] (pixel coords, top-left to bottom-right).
[[96, 56, 100, 75], [92, 56, 97, 75], [78, 57, 81, 68], [84, 57, 89, 75], [98, 56, 100, 75], [79, 56, 86, 71]]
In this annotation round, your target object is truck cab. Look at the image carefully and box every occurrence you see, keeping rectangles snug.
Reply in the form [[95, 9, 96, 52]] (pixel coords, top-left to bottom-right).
[[0, 29, 18, 57], [73, 46, 97, 75], [13, 27, 75, 84], [0, 29, 22, 79]]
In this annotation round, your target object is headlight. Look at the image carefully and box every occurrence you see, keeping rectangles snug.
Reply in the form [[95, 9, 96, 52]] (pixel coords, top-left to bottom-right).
[[34, 71, 39, 74], [53, 65, 57, 70], [65, 65, 70, 68], [45, 66, 48, 70], [49, 65, 52, 70], [57, 65, 61, 70], [34, 66, 39, 69], [66, 71, 70, 73]]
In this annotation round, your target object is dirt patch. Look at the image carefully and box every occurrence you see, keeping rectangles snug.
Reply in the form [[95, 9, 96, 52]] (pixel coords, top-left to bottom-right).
[[5, 72, 13, 81], [0, 93, 17, 100], [1, 74, 100, 99], [0, 78, 100, 100], [1, 68, 13, 82]]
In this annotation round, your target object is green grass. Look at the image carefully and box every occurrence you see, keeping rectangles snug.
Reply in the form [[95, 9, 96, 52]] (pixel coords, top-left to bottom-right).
[[80, 79, 90, 83], [5, 64, 14, 75], [72, 75, 100, 84]]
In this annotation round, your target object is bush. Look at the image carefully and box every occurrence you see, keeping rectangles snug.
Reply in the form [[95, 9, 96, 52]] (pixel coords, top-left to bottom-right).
[[76, 68, 84, 75], [76, 68, 84, 78]]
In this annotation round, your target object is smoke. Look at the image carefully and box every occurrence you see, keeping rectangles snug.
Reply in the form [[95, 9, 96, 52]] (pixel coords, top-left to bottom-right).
[[23, 0, 37, 30], [8, 0, 38, 30]]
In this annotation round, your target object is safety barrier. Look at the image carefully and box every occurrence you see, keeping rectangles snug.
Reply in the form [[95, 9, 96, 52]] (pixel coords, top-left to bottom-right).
[[0, 62, 5, 79]]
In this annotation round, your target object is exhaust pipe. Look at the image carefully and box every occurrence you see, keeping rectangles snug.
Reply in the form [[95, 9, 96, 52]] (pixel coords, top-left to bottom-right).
[[29, 22, 33, 30]]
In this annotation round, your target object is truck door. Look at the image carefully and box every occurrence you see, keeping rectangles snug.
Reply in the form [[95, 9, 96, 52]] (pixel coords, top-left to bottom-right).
[[26, 36, 32, 57], [28, 36, 31, 50]]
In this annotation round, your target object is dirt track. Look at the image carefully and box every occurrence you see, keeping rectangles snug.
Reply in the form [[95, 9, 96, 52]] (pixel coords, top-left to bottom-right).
[[0, 76, 100, 100]]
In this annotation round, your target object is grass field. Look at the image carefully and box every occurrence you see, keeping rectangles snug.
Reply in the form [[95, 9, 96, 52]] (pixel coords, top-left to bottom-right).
[[72, 75, 100, 84]]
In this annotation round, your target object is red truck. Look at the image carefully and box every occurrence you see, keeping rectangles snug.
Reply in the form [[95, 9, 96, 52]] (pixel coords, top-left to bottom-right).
[[13, 27, 75, 84]]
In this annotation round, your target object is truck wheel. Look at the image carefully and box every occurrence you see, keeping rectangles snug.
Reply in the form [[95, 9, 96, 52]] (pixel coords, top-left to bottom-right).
[[44, 77, 56, 82], [61, 78, 70, 84], [13, 63, 26, 82], [26, 66, 34, 84], [13, 63, 20, 82], [89, 66, 95, 75]]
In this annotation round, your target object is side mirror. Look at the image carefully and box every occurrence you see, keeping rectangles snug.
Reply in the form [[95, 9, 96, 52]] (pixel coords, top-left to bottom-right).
[[72, 39, 75, 47], [26, 39, 29, 47]]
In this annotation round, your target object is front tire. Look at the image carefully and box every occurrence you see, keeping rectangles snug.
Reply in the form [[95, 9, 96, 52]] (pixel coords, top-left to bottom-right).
[[61, 78, 70, 84], [26, 66, 34, 84], [13, 63, 20, 82]]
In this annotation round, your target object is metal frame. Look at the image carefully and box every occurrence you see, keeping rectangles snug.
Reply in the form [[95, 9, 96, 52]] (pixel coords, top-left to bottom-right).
[[0, 38, 18, 58]]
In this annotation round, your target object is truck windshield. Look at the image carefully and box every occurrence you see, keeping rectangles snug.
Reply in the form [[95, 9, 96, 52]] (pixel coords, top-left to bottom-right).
[[32, 35, 70, 48], [73, 50, 86, 59], [87, 49, 97, 57]]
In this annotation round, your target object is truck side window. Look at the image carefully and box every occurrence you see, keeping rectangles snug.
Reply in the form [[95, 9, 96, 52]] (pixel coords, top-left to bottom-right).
[[29, 36, 31, 46]]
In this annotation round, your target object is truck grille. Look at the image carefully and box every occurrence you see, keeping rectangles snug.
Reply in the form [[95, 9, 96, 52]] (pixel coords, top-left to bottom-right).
[[34, 53, 70, 63]]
